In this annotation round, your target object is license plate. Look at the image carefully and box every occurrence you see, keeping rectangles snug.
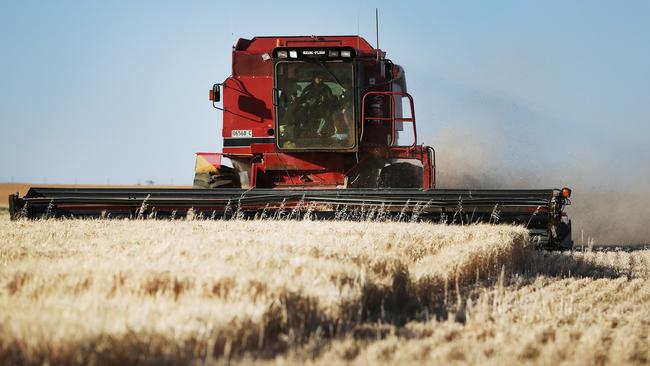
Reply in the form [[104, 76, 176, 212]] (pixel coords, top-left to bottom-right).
[[231, 130, 253, 138]]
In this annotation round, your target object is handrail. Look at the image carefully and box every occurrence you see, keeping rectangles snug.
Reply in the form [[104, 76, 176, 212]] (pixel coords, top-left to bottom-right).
[[360, 91, 417, 147], [427, 146, 436, 189]]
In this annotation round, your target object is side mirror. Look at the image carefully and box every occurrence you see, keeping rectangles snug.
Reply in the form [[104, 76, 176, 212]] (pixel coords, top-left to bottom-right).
[[209, 84, 221, 104]]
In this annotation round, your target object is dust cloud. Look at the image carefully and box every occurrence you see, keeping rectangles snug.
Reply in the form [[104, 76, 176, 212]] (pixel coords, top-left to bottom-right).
[[428, 126, 650, 245]]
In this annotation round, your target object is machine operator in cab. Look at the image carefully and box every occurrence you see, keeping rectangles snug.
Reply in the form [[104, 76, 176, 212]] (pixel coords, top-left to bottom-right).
[[298, 72, 334, 137]]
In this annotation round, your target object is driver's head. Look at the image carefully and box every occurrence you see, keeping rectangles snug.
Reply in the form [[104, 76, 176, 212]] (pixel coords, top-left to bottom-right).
[[312, 72, 324, 85]]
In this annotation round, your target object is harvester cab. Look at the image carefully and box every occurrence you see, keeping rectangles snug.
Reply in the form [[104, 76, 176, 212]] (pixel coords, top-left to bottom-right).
[[202, 36, 433, 190]]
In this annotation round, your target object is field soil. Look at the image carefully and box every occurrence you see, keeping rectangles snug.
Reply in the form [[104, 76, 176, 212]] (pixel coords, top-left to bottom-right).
[[0, 183, 31, 207], [0, 219, 648, 365]]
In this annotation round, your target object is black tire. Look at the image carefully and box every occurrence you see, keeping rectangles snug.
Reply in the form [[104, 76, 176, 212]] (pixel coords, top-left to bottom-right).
[[193, 166, 241, 189], [346, 161, 382, 188], [378, 163, 423, 188]]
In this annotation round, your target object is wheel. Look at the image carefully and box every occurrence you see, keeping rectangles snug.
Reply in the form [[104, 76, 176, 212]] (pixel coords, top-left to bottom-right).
[[346, 158, 383, 188], [378, 163, 423, 188], [193, 166, 241, 189]]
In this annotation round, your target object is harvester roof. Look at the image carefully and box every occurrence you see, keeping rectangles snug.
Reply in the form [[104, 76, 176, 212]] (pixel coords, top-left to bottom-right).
[[233, 35, 376, 54]]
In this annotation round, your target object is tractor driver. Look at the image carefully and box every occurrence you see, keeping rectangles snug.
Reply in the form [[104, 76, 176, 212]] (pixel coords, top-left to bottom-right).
[[297, 72, 335, 139]]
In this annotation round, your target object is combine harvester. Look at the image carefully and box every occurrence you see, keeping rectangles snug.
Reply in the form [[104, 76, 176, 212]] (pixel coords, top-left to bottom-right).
[[8, 35, 573, 249]]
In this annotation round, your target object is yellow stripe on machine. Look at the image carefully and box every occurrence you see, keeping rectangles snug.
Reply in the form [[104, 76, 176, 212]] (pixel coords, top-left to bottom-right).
[[195, 154, 218, 174]]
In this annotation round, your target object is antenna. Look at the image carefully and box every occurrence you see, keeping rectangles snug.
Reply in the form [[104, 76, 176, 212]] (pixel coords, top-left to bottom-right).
[[357, 13, 360, 49], [375, 8, 379, 50], [357, 13, 360, 36]]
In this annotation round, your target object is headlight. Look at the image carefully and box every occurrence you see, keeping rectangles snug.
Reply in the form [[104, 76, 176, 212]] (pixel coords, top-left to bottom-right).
[[328, 50, 339, 57], [277, 50, 288, 58], [289, 50, 298, 58], [340, 50, 351, 58]]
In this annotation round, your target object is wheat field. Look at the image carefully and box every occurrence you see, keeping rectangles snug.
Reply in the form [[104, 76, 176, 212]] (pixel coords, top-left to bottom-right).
[[0, 216, 648, 365]]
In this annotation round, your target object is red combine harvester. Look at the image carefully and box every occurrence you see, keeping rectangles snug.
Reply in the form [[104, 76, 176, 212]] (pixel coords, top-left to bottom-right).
[[196, 36, 432, 190], [9, 35, 573, 249]]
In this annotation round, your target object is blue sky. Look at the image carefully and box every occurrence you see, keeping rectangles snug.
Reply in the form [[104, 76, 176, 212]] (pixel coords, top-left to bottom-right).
[[1, 1, 648, 187]]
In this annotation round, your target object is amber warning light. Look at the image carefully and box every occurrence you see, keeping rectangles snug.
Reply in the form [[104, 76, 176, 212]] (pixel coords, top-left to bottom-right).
[[561, 187, 572, 198]]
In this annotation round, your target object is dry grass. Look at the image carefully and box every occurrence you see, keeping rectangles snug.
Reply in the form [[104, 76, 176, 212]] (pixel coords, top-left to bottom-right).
[[0, 218, 648, 365]]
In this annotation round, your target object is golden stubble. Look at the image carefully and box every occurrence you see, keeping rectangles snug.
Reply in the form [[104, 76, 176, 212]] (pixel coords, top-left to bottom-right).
[[0, 219, 647, 365]]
